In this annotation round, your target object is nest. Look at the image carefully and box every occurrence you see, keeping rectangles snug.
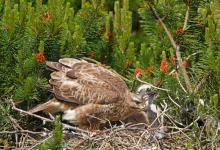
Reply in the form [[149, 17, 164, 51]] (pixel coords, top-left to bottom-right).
[[65, 126, 160, 150], [0, 122, 192, 150], [1, 99, 220, 150]]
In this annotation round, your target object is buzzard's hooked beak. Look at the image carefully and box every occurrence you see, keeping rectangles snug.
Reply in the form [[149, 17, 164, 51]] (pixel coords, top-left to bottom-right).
[[132, 93, 142, 103], [132, 94, 146, 110]]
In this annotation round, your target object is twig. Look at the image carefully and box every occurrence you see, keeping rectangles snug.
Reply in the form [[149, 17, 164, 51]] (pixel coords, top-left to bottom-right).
[[164, 113, 191, 139], [28, 134, 53, 150], [184, 116, 200, 129], [19, 133, 28, 149], [8, 116, 23, 130], [136, 74, 170, 92], [183, 5, 189, 30], [176, 46, 192, 93], [125, 123, 147, 129], [199, 119, 207, 141], [0, 130, 45, 135], [168, 71, 188, 93], [165, 126, 190, 132], [167, 116, 200, 135], [186, 51, 202, 60], [72, 139, 87, 149], [168, 51, 202, 74], [136, 129, 150, 146], [148, 101, 169, 129], [8, 115, 20, 149], [147, 3, 193, 94], [0, 146, 16, 149], [167, 94, 181, 108], [169, 51, 202, 93], [194, 73, 209, 93], [175, 72, 188, 93]]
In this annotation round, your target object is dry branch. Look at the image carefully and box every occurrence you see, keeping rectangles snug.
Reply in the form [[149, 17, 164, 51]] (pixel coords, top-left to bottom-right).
[[136, 74, 170, 92], [147, 3, 193, 94], [28, 134, 53, 150], [0, 130, 45, 135], [183, 5, 189, 30]]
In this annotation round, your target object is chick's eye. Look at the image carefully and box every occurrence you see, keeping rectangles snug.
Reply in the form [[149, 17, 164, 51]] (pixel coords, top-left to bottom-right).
[[146, 88, 151, 92]]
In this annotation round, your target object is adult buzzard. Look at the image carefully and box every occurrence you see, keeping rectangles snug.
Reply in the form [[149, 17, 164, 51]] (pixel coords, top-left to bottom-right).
[[29, 58, 156, 130]]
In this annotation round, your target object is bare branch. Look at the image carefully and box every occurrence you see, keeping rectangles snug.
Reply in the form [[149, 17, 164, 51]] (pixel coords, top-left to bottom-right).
[[175, 46, 192, 93], [183, 5, 189, 30], [186, 51, 202, 60], [147, 3, 193, 93], [167, 94, 181, 108], [0, 130, 45, 135], [176, 73, 188, 93], [148, 100, 169, 129], [167, 116, 200, 135], [28, 134, 53, 150], [136, 74, 170, 92]]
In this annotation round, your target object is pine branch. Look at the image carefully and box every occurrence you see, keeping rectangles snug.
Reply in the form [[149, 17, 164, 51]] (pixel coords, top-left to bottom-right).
[[194, 73, 209, 93], [147, 3, 193, 94]]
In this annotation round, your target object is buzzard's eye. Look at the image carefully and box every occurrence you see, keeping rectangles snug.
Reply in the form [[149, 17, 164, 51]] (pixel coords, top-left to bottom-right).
[[135, 100, 142, 104], [133, 97, 142, 105]]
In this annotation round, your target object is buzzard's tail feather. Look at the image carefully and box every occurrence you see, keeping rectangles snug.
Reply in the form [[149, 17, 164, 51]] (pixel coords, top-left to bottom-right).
[[59, 58, 86, 68], [28, 98, 61, 113], [46, 61, 62, 71], [46, 61, 70, 72]]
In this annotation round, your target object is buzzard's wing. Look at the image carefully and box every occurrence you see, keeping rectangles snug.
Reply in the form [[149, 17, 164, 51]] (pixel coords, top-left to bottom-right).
[[47, 58, 129, 105]]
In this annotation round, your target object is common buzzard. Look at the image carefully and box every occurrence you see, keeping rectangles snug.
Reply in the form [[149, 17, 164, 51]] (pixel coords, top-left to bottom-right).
[[29, 58, 157, 130]]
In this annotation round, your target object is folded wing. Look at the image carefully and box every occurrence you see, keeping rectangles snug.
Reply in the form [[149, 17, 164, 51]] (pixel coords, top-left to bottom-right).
[[46, 58, 129, 105]]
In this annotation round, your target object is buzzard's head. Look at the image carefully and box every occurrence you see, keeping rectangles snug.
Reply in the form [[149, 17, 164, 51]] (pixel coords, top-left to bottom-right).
[[129, 96, 145, 111], [136, 84, 158, 104]]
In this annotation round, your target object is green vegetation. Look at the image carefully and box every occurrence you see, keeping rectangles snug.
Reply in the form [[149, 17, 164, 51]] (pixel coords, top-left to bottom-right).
[[39, 116, 63, 150]]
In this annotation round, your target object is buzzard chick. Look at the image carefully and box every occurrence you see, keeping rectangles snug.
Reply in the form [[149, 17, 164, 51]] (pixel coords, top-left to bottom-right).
[[124, 84, 161, 128], [28, 58, 146, 130]]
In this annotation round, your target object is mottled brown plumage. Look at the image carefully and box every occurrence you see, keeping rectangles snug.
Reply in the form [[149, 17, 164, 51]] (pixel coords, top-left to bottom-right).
[[29, 58, 145, 130]]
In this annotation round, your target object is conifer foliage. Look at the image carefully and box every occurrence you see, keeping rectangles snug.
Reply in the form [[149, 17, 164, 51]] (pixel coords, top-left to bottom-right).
[[39, 115, 63, 150]]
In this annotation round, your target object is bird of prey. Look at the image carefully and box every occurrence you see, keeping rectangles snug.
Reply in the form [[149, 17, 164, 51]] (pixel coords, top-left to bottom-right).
[[29, 58, 152, 130]]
